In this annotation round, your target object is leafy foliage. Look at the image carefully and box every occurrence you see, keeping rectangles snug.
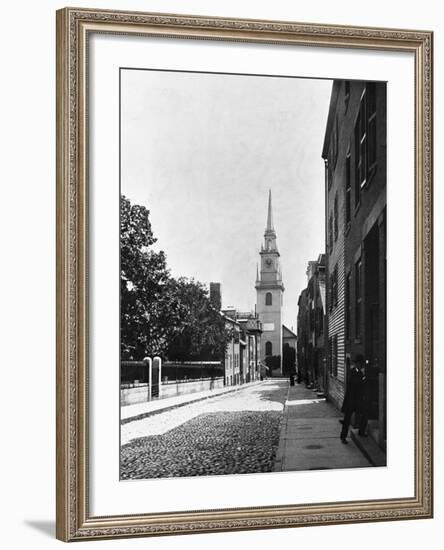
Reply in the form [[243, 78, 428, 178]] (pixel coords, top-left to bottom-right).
[[166, 278, 229, 361], [265, 355, 281, 372], [120, 195, 229, 361]]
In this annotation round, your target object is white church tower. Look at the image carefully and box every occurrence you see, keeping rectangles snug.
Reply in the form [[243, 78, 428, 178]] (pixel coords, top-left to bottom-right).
[[255, 190, 284, 374]]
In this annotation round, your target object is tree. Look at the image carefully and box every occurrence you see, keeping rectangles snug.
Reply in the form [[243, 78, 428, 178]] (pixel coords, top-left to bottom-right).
[[166, 277, 230, 362], [265, 355, 281, 374], [120, 195, 176, 359], [120, 195, 230, 362]]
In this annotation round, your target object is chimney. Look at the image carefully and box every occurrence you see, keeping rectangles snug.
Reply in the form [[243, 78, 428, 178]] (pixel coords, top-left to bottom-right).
[[209, 282, 221, 310]]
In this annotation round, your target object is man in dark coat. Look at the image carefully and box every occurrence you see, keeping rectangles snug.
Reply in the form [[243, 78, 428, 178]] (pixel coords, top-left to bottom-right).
[[340, 354, 368, 443]]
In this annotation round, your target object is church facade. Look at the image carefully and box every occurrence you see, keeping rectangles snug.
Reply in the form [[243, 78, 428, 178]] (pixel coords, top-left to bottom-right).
[[255, 191, 284, 373]]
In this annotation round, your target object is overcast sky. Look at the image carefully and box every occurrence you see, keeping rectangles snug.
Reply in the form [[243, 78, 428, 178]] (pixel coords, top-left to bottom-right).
[[121, 69, 332, 330]]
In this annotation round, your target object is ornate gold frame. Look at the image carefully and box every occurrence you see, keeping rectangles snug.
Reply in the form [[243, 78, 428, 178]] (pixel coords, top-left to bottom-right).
[[56, 7, 433, 542]]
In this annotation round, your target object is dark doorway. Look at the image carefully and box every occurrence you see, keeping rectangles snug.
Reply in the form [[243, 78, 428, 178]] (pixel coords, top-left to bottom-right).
[[364, 224, 380, 420]]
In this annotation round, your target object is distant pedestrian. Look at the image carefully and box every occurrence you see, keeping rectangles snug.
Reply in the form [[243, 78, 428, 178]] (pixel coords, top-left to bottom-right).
[[340, 354, 368, 443]]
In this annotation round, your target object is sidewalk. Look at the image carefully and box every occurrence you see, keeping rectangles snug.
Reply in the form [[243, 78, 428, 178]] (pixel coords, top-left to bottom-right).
[[274, 382, 372, 471], [121, 380, 263, 424]]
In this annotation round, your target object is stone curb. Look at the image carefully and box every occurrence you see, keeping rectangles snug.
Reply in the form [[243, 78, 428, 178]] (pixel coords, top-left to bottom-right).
[[350, 429, 387, 467], [273, 383, 291, 471]]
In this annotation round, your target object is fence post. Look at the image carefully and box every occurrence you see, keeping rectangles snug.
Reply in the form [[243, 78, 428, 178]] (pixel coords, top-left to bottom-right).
[[143, 357, 153, 402], [153, 356, 162, 399]]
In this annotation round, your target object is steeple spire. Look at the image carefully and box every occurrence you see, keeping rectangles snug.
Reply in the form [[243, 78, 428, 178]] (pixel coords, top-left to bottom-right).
[[266, 189, 274, 232], [255, 190, 284, 375], [263, 190, 277, 252]]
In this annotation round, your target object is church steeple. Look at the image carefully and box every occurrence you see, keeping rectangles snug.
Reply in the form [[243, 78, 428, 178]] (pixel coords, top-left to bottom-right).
[[255, 190, 284, 375], [263, 189, 278, 252], [256, 191, 284, 290], [266, 189, 274, 233]]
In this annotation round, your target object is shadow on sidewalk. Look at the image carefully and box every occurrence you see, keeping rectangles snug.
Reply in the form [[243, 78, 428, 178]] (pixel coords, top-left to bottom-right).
[[274, 383, 375, 472]]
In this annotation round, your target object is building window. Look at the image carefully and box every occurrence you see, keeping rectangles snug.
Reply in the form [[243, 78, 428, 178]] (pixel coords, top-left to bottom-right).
[[334, 193, 338, 241], [328, 276, 333, 311], [328, 213, 333, 252], [331, 116, 339, 168], [265, 341, 272, 356], [354, 111, 362, 208], [344, 81, 350, 110], [345, 151, 351, 224], [329, 274, 332, 311], [316, 306, 323, 337], [329, 336, 338, 377], [265, 292, 272, 306], [355, 259, 362, 339], [367, 83, 377, 173], [329, 265, 338, 311], [328, 338, 332, 374], [333, 335, 338, 377], [332, 265, 338, 308], [345, 272, 351, 340], [354, 83, 378, 207], [334, 265, 338, 307]]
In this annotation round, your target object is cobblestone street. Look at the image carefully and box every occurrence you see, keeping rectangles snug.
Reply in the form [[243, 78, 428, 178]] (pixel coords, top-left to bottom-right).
[[120, 380, 287, 479], [120, 379, 372, 480]]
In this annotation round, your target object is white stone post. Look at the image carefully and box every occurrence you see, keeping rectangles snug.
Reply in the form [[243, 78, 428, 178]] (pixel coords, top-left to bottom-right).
[[143, 357, 153, 402], [154, 356, 162, 399]]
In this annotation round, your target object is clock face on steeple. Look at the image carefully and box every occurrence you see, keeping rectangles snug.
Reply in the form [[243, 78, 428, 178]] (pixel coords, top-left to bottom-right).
[[255, 191, 284, 293]]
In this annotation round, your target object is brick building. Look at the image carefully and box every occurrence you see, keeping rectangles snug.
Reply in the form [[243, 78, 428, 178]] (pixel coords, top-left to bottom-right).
[[222, 312, 241, 387], [297, 288, 309, 384], [322, 82, 347, 409], [236, 312, 263, 384], [222, 308, 262, 386], [296, 256, 327, 391], [322, 80, 386, 449]]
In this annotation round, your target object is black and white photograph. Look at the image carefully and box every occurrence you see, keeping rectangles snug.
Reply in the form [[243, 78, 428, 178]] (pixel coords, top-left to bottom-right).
[[0, 0, 438, 545], [119, 69, 387, 480]]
